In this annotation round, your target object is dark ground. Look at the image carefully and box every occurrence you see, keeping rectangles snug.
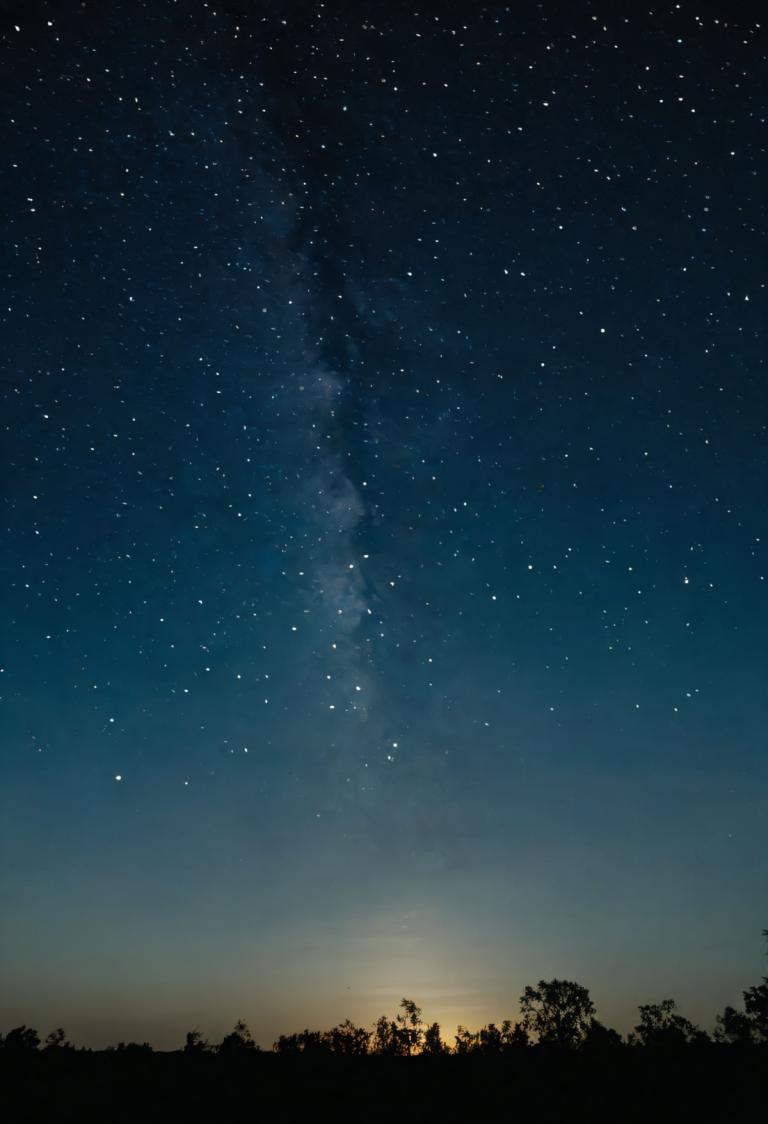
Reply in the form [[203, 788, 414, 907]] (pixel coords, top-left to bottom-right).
[[3, 1048, 766, 1123]]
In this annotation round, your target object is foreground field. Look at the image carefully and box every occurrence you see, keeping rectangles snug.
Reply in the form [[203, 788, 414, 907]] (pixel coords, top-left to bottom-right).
[[4, 1047, 767, 1123]]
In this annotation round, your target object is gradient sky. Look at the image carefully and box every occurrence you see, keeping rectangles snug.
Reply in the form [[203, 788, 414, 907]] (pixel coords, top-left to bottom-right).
[[1, 1, 766, 1050]]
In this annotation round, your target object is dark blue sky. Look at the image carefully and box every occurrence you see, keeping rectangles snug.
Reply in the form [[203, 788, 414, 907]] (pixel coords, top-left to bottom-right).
[[1, 1, 765, 1048]]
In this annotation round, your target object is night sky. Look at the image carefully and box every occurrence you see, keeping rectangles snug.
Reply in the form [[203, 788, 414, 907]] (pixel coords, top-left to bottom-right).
[[1, 2, 766, 1050]]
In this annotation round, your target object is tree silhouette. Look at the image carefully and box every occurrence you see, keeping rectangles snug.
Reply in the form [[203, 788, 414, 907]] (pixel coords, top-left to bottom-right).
[[581, 1018, 623, 1050], [326, 1019, 371, 1056], [454, 1025, 479, 1054], [43, 1028, 70, 1051], [395, 998, 424, 1055], [716, 985, 768, 1046], [370, 1000, 424, 1056], [478, 1022, 505, 1055], [281, 1029, 326, 1055], [372, 1014, 407, 1056], [218, 1019, 258, 1055], [2, 1026, 40, 1052], [519, 979, 595, 1048], [454, 1019, 529, 1055], [111, 1041, 154, 1055], [503, 1020, 530, 1050], [631, 999, 708, 1047], [714, 1005, 757, 1046], [715, 928, 768, 1045], [183, 1030, 211, 1054], [743, 981, 768, 1043], [422, 1022, 447, 1055], [273, 1032, 301, 1054], [273, 1022, 372, 1056]]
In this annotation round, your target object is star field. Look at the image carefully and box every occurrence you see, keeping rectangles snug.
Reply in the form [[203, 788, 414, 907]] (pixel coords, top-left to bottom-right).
[[1, 2, 766, 1048]]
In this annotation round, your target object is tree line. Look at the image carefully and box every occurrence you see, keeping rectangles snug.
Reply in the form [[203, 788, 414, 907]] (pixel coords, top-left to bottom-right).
[[3, 932, 765, 1058]]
